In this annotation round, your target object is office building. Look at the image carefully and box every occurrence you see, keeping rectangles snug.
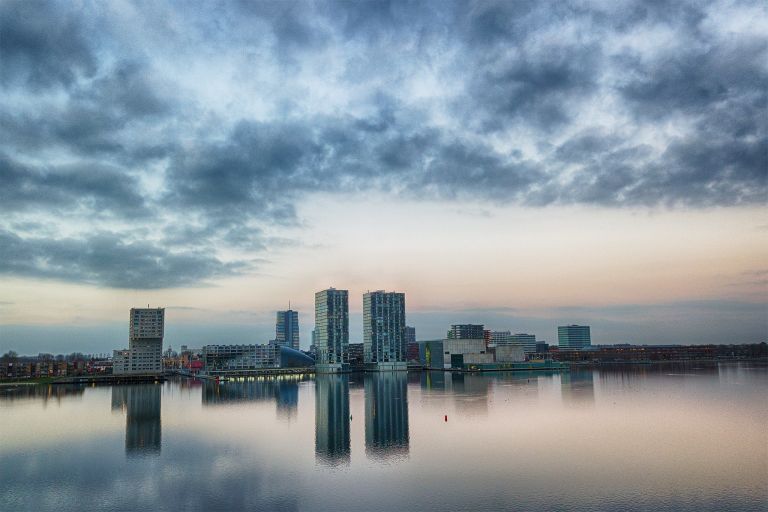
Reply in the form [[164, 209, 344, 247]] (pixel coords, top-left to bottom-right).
[[113, 308, 164, 375], [404, 326, 416, 345], [315, 288, 349, 372], [558, 325, 592, 350], [363, 290, 407, 371], [275, 309, 300, 350], [447, 324, 485, 340], [490, 331, 512, 346], [511, 333, 537, 353]]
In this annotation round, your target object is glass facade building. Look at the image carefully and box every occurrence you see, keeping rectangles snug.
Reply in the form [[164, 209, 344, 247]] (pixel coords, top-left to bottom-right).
[[363, 290, 406, 369], [511, 333, 537, 353], [315, 288, 349, 365], [558, 325, 592, 349], [275, 309, 300, 351]]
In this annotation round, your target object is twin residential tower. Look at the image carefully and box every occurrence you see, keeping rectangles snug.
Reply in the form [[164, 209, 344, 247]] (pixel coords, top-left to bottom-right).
[[315, 288, 407, 372]]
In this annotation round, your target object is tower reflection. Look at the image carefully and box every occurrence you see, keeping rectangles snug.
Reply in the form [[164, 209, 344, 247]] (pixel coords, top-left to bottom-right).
[[365, 372, 409, 459], [111, 384, 162, 456], [314, 375, 350, 465], [560, 369, 595, 405]]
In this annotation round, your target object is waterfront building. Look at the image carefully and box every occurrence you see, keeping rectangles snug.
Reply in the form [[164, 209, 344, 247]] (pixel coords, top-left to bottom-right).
[[417, 340, 445, 369], [511, 333, 537, 353], [347, 343, 364, 369], [442, 338, 493, 369], [315, 288, 349, 372], [536, 342, 549, 353], [275, 309, 300, 350], [558, 325, 592, 350], [495, 345, 526, 362], [447, 324, 485, 340], [404, 326, 416, 345], [201, 344, 280, 374], [113, 307, 164, 375], [363, 290, 407, 371], [365, 372, 409, 459]]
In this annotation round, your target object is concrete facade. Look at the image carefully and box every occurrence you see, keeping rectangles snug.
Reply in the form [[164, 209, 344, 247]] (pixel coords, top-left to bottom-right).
[[114, 308, 164, 375], [442, 338, 494, 369], [495, 345, 526, 362]]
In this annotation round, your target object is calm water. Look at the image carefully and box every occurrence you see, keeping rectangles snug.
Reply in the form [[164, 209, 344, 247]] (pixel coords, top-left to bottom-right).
[[1, 363, 766, 511]]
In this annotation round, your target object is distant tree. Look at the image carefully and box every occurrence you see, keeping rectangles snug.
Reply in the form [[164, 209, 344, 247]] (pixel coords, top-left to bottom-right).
[[2, 350, 18, 364]]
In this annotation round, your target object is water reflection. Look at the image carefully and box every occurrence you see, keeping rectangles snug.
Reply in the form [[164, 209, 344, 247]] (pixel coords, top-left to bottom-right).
[[0, 383, 85, 404], [202, 376, 307, 420], [315, 375, 350, 465], [365, 372, 409, 459], [111, 384, 162, 456], [560, 369, 595, 405]]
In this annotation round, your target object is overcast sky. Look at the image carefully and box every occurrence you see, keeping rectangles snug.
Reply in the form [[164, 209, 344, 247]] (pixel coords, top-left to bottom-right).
[[1, 0, 766, 353]]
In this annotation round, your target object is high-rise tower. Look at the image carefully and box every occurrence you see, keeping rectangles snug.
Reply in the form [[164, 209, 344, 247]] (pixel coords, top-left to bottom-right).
[[315, 288, 349, 372], [363, 290, 407, 371], [275, 309, 300, 350]]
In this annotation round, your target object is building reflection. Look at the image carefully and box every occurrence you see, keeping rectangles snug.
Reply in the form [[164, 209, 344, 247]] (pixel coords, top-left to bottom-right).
[[560, 369, 595, 405], [201, 376, 307, 421], [0, 384, 85, 404], [314, 375, 350, 465], [111, 384, 162, 456], [364, 372, 409, 459]]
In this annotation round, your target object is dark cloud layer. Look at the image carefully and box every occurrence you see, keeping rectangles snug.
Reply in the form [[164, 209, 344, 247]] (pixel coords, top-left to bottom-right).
[[0, 0, 765, 288], [0, 229, 245, 289]]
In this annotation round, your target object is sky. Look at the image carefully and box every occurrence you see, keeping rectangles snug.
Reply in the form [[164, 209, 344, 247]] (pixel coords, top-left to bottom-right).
[[0, 0, 766, 354]]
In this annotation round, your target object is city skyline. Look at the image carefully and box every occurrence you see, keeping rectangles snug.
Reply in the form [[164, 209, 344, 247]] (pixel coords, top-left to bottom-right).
[[0, 0, 766, 353]]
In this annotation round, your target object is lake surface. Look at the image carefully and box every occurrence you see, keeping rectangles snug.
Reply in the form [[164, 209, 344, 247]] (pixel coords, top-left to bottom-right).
[[1, 363, 766, 511]]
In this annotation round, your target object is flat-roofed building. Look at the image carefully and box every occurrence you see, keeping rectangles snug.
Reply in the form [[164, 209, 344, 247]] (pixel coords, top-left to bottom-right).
[[447, 324, 485, 340], [511, 333, 537, 353], [490, 330, 512, 346], [363, 290, 407, 371], [558, 325, 592, 350], [442, 338, 494, 369], [114, 308, 164, 375], [315, 288, 349, 373]]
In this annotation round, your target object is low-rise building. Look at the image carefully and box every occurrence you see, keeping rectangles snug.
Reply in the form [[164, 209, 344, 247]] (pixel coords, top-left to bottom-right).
[[202, 344, 280, 374], [495, 345, 526, 362], [442, 338, 493, 369]]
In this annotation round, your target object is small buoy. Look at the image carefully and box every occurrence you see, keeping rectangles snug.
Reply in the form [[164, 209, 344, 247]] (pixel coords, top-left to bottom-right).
[[444, 415, 448, 422]]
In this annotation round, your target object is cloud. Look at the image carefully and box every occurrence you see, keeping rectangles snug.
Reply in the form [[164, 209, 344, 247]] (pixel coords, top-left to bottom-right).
[[0, 0, 97, 89], [0, 153, 150, 217], [0, 229, 247, 288], [0, 0, 765, 288]]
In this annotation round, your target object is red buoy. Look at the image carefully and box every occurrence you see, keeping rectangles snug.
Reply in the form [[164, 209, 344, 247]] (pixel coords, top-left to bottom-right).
[[444, 415, 448, 422]]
